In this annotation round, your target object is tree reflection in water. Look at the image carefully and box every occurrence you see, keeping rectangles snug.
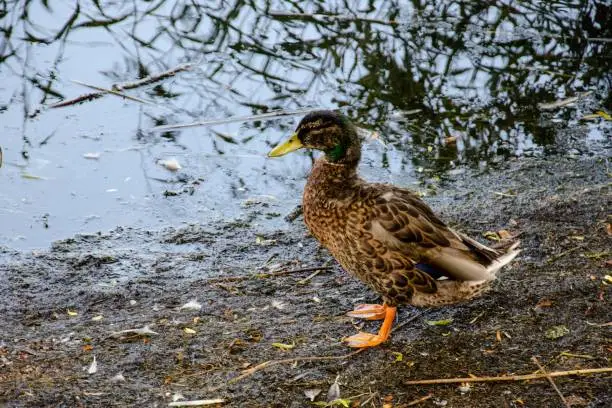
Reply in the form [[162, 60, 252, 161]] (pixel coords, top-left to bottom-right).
[[1, 0, 610, 173]]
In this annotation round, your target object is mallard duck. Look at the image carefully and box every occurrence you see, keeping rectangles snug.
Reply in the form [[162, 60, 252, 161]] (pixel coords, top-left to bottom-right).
[[268, 110, 520, 348]]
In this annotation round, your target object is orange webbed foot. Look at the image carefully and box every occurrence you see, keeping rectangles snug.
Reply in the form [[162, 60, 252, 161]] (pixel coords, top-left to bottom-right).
[[346, 303, 386, 320], [344, 331, 387, 348], [344, 304, 396, 348]]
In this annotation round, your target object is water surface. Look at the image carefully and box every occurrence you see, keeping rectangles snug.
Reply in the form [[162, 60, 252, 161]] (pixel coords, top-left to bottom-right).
[[0, 0, 610, 249]]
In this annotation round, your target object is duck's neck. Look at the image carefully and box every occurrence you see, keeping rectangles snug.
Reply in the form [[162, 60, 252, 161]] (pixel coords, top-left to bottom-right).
[[306, 145, 361, 198], [324, 139, 361, 165]]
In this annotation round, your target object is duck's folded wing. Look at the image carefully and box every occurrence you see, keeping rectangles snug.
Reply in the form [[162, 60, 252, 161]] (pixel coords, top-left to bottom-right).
[[366, 188, 499, 282]]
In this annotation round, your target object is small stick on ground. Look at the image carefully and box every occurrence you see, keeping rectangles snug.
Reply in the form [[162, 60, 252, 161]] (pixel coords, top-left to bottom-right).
[[203, 266, 334, 284], [405, 367, 612, 385], [407, 394, 433, 406], [531, 356, 570, 408], [209, 349, 364, 391], [546, 245, 585, 264]]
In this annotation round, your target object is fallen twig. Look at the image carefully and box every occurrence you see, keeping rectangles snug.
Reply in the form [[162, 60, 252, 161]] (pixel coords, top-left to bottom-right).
[[49, 62, 193, 108], [168, 399, 225, 407], [538, 91, 592, 111], [209, 349, 364, 391], [407, 394, 433, 406], [70, 80, 156, 105], [284, 205, 303, 223], [110, 325, 158, 338], [268, 11, 398, 26], [203, 266, 334, 284], [532, 356, 569, 408], [546, 245, 586, 264], [405, 367, 612, 385], [149, 107, 320, 132]]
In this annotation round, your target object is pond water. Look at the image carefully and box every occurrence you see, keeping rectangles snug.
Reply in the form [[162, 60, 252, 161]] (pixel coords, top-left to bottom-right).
[[0, 0, 610, 249]]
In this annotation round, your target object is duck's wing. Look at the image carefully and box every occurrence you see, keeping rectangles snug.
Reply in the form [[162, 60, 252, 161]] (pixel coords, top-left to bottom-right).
[[362, 185, 512, 282]]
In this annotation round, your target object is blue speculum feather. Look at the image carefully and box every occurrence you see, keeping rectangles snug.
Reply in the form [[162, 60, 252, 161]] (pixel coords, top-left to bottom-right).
[[415, 263, 446, 279]]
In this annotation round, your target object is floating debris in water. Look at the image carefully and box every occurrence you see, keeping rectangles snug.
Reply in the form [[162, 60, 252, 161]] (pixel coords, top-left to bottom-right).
[[158, 158, 182, 171], [83, 152, 101, 160], [21, 172, 45, 180], [538, 91, 592, 111], [149, 107, 321, 132]]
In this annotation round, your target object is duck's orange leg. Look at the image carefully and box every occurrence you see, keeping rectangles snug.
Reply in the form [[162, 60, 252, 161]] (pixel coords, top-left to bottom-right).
[[344, 304, 396, 348]]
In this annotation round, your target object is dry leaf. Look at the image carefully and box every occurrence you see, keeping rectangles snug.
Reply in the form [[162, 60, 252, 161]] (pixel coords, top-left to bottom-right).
[[327, 378, 341, 402], [497, 230, 511, 240], [304, 389, 321, 402], [535, 299, 554, 308], [565, 394, 588, 406], [183, 327, 196, 334], [111, 373, 126, 382], [271, 300, 287, 310], [457, 383, 471, 394]]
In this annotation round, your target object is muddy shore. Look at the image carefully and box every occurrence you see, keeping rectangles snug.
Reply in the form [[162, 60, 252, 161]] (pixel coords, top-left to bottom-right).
[[1, 153, 610, 407]]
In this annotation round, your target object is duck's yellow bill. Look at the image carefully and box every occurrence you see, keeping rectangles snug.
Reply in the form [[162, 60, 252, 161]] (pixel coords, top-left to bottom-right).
[[268, 133, 303, 157]]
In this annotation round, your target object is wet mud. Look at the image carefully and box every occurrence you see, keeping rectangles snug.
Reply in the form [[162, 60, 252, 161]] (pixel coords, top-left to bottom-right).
[[1, 153, 610, 407]]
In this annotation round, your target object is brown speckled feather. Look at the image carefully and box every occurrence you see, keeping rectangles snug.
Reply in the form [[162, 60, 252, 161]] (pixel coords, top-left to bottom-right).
[[292, 111, 520, 308]]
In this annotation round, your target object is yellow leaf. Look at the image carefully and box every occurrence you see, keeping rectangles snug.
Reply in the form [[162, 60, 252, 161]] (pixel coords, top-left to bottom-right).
[[425, 318, 453, 326], [596, 110, 612, 121], [391, 351, 403, 362], [67, 310, 78, 316], [91, 315, 103, 321], [21, 173, 45, 180], [483, 231, 500, 241], [183, 327, 196, 334], [272, 342, 295, 350]]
